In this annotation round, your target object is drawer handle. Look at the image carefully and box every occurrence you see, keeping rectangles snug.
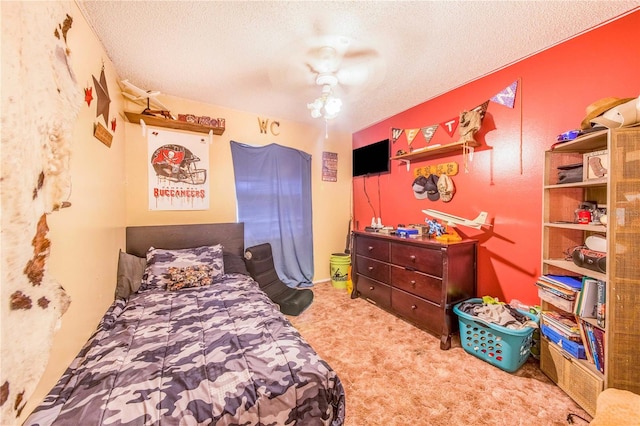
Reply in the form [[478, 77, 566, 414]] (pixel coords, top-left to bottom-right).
[[368, 266, 374, 271], [368, 246, 374, 251], [369, 286, 374, 291], [409, 255, 416, 262], [410, 280, 416, 287], [411, 304, 417, 310]]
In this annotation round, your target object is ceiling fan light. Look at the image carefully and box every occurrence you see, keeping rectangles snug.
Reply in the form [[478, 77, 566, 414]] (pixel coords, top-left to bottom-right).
[[310, 109, 322, 119], [324, 96, 342, 116], [308, 98, 323, 110]]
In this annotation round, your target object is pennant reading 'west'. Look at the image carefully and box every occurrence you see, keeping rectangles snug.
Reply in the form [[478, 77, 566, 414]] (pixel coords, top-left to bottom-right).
[[421, 125, 438, 144], [391, 128, 404, 143], [490, 80, 518, 108], [440, 117, 459, 138], [390, 80, 515, 146], [405, 128, 420, 145]]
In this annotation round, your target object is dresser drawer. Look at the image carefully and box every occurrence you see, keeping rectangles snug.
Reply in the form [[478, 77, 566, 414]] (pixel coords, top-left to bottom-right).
[[391, 243, 443, 277], [356, 276, 391, 309], [355, 255, 390, 283], [355, 236, 390, 262], [391, 266, 442, 305], [391, 288, 443, 334], [540, 338, 602, 416]]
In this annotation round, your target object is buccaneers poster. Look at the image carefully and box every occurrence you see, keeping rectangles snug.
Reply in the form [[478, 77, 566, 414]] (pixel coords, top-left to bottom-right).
[[148, 129, 210, 210]]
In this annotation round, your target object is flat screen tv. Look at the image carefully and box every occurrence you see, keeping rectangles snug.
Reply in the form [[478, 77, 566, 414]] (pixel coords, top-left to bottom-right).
[[352, 138, 390, 177]]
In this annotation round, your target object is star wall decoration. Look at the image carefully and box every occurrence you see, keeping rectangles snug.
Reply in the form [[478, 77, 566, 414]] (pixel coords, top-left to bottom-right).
[[84, 86, 93, 106], [92, 65, 110, 123]]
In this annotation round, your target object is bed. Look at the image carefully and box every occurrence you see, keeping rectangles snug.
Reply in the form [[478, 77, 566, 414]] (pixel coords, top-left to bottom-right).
[[25, 223, 345, 425]]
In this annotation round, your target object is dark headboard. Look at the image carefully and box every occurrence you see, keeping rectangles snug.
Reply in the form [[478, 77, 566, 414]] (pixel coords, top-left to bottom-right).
[[125, 223, 244, 258]]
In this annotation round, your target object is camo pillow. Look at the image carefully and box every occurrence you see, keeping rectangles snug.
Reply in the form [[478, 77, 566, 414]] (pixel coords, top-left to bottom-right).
[[167, 265, 213, 291], [140, 244, 225, 291]]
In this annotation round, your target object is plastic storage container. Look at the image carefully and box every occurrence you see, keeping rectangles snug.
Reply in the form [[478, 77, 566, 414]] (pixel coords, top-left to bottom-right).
[[453, 298, 540, 373], [540, 324, 586, 359]]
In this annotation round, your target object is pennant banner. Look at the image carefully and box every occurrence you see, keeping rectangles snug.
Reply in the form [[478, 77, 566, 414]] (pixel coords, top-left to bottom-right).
[[405, 128, 420, 145], [391, 128, 404, 144], [440, 117, 459, 138], [490, 80, 518, 108], [420, 125, 438, 144], [389, 81, 523, 150], [472, 100, 489, 121]]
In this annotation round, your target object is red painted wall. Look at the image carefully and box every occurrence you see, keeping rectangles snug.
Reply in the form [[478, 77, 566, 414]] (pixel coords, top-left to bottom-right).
[[352, 10, 640, 306]]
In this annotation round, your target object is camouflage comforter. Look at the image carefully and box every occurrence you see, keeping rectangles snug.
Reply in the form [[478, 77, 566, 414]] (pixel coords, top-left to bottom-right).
[[25, 274, 345, 425]]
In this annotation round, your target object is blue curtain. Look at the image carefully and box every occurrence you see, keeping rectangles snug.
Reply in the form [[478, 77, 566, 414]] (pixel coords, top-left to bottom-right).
[[230, 141, 313, 287]]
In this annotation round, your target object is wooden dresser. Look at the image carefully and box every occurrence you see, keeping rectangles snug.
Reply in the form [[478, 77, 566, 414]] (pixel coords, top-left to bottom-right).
[[351, 231, 477, 349]]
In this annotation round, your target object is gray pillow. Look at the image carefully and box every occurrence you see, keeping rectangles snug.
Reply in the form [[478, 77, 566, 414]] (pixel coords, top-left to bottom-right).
[[223, 252, 249, 275], [115, 249, 147, 299]]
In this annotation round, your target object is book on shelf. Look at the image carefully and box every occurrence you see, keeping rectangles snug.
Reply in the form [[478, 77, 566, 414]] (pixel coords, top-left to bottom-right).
[[596, 280, 606, 327], [585, 325, 601, 372], [539, 274, 583, 291], [574, 277, 599, 318], [541, 311, 581, 341], [592, 326, 606, 373], [576, 319, 594, 364], [582, 321, 606, 374], [536, 282, 577, 300]]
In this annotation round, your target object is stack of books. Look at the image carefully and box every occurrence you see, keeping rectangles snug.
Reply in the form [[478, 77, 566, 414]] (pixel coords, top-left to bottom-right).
[[538, 274, 607, 370], [536, 274, 582, 311], [541, 310, 586, 359], [574, 277, 605, 324], [541, 310, 582, 341], [574, 277, 606, 373]]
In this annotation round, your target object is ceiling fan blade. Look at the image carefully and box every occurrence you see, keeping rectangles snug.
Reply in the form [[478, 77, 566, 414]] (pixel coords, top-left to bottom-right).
[[305, 45, 341, 74], [336, 66, 371, 86]]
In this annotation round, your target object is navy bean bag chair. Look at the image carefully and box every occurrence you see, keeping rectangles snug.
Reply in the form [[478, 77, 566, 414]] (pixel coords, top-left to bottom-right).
[[244, 243, 313, 316]]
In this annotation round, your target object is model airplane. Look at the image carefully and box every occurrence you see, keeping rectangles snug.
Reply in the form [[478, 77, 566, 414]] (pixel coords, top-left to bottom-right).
[[422, 209, 490, 230], [120, 79, 176, 119]]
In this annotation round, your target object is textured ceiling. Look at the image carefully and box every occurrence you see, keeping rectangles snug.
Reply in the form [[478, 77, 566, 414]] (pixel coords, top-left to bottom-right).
[[76, 1, 639, 134]]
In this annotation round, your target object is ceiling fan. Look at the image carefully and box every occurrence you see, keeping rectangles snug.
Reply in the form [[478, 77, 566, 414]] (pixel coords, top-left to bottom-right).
[[269, 35, 385, 104]]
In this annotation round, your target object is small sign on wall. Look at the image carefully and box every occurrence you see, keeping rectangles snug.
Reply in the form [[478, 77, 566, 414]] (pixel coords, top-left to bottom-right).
[[322, 152, 338, 182], [93, 122, 113, 147]]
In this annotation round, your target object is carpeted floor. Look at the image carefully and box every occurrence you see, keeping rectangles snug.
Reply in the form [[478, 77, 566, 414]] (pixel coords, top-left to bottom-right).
[[288, 282, 591, 426]]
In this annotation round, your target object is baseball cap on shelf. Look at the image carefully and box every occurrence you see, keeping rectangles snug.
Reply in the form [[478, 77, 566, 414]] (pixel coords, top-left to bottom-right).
[[437, 174, 455, 202], [580, 96, 635, 130]]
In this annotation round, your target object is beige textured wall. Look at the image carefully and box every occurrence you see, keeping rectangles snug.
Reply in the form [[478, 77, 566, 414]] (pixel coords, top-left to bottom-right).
[[20, 2, 352, 422], [124, 94, 353, 283], [19, 1, 127, 422]]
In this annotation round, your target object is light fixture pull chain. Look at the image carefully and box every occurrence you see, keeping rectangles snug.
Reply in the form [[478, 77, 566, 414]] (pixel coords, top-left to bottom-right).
[[325, 118, 329, 139]]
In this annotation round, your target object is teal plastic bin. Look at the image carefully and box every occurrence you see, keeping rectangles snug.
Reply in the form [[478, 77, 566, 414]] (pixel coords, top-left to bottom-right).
[[453, 298, 539, 373]]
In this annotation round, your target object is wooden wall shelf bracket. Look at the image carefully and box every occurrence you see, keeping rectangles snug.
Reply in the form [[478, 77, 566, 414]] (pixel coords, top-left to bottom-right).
[[390, 140, 480, 170], [124, 111, 226, 139]]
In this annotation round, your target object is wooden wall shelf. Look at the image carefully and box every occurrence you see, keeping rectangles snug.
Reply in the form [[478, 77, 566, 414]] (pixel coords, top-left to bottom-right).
[[124, 111, 225, 135], [390, 140, 479, 170]]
